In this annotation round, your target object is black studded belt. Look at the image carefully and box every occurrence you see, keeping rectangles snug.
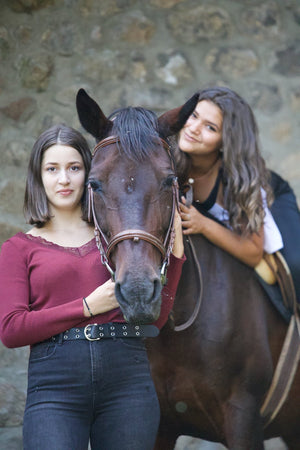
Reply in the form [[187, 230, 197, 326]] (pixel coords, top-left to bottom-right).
[[45, 323, 159, 343]]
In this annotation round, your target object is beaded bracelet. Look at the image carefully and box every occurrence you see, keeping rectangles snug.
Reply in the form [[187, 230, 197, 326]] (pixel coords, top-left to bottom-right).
[[83, 297, 94, 317]]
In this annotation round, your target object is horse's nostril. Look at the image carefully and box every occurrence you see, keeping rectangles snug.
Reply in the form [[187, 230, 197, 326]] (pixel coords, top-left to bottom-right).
[[152, 278, 162, 303], [115, 282, 129, 306]]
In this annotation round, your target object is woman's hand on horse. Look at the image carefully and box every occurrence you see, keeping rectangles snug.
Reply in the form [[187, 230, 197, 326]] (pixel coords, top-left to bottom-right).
[[172, 209, 184, 258], [83, 279, 119, 317], [179, 197, 208, 235]]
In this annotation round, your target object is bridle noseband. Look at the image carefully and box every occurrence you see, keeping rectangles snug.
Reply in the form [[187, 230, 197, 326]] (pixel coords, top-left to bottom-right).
[[88, 135, 178, 284]]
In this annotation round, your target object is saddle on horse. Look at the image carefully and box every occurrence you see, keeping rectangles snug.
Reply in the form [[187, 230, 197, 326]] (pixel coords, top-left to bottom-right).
[[255, 250, 299, 319], [255, 251, 300, 427]]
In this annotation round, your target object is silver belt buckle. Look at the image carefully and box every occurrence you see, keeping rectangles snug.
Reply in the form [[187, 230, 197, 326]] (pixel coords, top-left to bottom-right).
[[84, 324, 101, 341]]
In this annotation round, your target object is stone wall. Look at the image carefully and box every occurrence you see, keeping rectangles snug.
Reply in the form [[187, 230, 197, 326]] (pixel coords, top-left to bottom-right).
[[0, 0, 299, 448]]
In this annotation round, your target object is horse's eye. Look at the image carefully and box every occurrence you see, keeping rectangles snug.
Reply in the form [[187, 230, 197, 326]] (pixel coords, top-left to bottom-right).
[[162, 175, 175, 188], [89, 179, 102, 192]]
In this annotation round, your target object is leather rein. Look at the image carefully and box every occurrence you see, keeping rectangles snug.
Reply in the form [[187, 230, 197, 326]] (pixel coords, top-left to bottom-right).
[[88, 135, 178, 285]]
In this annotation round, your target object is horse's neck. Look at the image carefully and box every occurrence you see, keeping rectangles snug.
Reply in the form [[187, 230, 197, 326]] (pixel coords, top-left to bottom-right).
[[174, 234, 258, 319]]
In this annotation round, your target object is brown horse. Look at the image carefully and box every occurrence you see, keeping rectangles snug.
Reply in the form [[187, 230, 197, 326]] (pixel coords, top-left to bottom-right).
[[76, 90, 300, 449], [76, 88, 198, 324]]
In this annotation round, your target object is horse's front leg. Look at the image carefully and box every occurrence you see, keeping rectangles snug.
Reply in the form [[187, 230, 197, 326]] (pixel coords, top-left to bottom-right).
[[224, 392, 265, 450]]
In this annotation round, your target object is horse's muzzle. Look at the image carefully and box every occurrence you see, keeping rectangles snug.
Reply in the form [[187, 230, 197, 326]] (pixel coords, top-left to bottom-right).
[[115, 275, 162, 324]]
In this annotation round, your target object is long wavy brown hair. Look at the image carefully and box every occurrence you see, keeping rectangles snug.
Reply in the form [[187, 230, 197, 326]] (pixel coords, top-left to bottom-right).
[[173, 86, 273, 235]]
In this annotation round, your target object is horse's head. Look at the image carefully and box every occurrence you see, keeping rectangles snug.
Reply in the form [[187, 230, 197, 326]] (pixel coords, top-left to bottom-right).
[[76, 88, 198, 323]]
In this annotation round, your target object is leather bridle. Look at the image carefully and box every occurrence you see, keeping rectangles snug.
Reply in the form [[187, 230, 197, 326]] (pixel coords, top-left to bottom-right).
[[88, 135, 179, 284]]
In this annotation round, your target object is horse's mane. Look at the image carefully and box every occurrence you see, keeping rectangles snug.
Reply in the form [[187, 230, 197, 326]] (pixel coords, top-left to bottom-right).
[[109, 107, 161, 161]]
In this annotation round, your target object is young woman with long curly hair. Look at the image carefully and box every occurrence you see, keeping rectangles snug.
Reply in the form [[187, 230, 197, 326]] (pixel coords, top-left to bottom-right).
[[176, 86, 300, 300]]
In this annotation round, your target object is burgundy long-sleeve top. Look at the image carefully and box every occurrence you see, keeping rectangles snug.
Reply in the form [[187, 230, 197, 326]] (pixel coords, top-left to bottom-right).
[[0, 232, 185, 348]]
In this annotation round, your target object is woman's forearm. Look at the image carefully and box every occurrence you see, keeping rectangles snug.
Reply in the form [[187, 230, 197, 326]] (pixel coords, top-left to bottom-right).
[[196, 215, 264, 267]]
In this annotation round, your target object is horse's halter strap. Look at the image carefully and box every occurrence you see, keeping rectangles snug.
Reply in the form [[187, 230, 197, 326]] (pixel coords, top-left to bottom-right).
[[88, 135, 178, 284]]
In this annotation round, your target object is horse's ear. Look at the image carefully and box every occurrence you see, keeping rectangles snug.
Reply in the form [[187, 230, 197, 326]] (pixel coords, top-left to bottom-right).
[[76, 89, 113, 141], [158, 93, 199, 139]]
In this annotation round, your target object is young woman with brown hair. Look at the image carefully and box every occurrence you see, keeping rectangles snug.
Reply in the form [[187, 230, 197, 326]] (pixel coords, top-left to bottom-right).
[[176, 86, 300, 300]]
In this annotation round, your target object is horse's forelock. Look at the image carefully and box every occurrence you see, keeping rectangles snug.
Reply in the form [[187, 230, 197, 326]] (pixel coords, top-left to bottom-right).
[[111, 107, 160, 161]]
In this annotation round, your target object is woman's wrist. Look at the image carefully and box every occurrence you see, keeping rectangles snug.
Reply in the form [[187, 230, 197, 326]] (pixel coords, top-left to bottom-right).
[[172, 210, 184, 258], [172, 237, 184, 258], [83, 297, 94, 317]]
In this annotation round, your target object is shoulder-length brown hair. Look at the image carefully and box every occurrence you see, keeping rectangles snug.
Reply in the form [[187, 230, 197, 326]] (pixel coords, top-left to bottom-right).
[[174, 86, 273, 235], [24, 124, 92, 228]]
